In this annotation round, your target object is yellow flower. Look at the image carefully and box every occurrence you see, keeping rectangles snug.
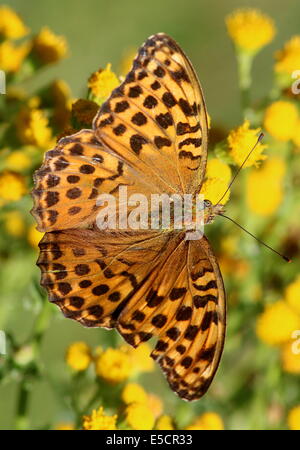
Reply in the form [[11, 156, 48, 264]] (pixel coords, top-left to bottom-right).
[[55, 422, 75, 430], [287, 406, 300, 430], [88, 63, 119, 103], [28, 224, 44, 248], [0, 6, 29, 39], [186, 412, 224, 430], [72, 99, 99, 127], [227, 120, 267, 167], [83, 407, 117, 430], [285, 277, 300, 314], [206, 158, 232, 183], [95, 348, 131, 383], [199, 155, 232, 206], [0, 171, 26, 204], [256, 300, 300, 346], [198, 412, 225, 430], [33, 26, 68, 64], [121, 383, 148, 405], [246, 157, 286, 216], [226, 9, 275, 53], [122, 342, 155, 374], [200, 177, 230, 205], [264, 101, 298, 142], [125, 403, 155, 430], [275, 36, 300, 76], [147, 394, 163, 419], [6, 151, 32, 171], [16, 106, 53, 148], [4, 211, 24, 237], [281, 341, 300, 374], [65, 342, 91, 371], [156, 415, 175, 430], [0, 40, 30, 72]]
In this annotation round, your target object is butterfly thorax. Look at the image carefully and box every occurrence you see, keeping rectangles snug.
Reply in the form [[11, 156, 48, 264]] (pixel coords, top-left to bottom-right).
[[163, 199, 225, 233], [203, 201, 225, 225]]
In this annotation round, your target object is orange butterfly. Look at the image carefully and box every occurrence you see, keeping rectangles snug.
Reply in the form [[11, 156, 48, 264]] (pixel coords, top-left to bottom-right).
[[32, 33, 226, 401]]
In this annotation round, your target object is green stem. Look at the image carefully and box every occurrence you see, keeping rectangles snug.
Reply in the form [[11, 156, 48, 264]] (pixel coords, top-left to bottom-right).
[[15, 378, 31, 430], [236, 50, 255, 116], [75, 386, 103, 428], [31, 300, 53, 349]]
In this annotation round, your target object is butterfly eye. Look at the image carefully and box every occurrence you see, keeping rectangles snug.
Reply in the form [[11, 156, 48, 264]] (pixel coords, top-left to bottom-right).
[[204, 199, 212, 208]]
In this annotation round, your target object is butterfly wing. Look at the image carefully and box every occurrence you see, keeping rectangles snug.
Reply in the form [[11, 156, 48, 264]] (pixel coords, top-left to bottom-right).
[[38, 228, 225, 400], [93, 33, 209, 195]]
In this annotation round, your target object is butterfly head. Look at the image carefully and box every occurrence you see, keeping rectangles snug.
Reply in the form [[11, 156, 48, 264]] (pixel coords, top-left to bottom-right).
[[203, 199, 225, 224]]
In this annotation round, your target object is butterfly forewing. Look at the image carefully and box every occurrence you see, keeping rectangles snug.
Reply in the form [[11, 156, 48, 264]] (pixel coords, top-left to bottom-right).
[[32, 129, 165, 232], [93, 33, 208, 195]]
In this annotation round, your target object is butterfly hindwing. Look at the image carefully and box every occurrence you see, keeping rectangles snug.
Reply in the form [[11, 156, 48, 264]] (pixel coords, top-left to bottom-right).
[[38, 228, 225, 400], [119, 235, 226, 400], [38, 228, 168, 328]]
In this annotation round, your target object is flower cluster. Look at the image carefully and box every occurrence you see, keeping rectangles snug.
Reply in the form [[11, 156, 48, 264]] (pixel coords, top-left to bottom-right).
[[0, 6, 67, 75], [66, 341, 154, 380], [64, 340, 225, 430], [0, 6, 70, 248]]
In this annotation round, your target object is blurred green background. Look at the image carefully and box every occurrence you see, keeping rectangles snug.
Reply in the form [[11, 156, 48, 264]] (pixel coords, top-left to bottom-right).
[[1, 0, 300, 430]]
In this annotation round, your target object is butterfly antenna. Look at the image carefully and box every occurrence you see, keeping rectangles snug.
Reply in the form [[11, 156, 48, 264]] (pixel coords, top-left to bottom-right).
[[217, 133, 265, 205], [219, 213, 292, 263]]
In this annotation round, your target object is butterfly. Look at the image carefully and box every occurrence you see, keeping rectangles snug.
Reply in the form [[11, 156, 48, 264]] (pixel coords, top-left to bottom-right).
[[31, 33, 226, 401]]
